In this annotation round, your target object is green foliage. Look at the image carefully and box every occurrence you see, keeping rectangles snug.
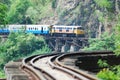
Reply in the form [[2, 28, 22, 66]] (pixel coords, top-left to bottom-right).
[[52, 0, 57, 9], [30, 0, 49, 6], [0, 71, 5, 78], [58, 9, 68, 22], [97, 68, 120, 80], [94, 15, 120, 80], [40, 0, 47, 6], [83, 32, 115, 51], [98, 59, 109, 68], [113, 65, 120, 76], [60, 10, 68, 18], [3, 0, 54, 24], [97, 65, 120, 80], [0, 3, 8, 25], [96, 15, 120, 79], [95, 10, 105, 22], [0, 32, 50, 70], [94, 0, 115, 13], [0, 31, 51, 77], [0, 37, 2, 42], [94, 0, 111, 8], [26, 0, 52, 24], [0, 0, 10, 3], [114, 18, 120, 55], [31, 45, 51, 55], [7, 0, 31, 24], [26, 7, 39, 24]]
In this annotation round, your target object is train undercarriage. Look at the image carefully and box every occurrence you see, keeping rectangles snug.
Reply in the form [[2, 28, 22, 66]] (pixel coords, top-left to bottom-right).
[[50, 33, 85, 37]]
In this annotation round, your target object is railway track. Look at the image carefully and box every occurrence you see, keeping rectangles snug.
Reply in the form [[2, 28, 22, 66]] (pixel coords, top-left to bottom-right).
[[31, 54, 94, 80], [4, 51, 118, 80]]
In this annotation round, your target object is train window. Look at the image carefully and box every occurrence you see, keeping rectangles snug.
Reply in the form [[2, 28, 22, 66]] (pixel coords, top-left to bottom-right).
[[66, 27, 72, 30], [56, 27, 63, 29], [77, 27, 84, 30], [66, 30, 69, 32], [66, 27, 68, 29], [59, 29, 62, 32], [56, 27, 60, 29], [74, 28, 77, 30]]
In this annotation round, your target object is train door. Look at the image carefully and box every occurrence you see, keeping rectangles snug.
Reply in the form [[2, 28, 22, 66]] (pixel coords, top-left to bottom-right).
[[41, 27, 43, 33], [48, 25, 51, 32]]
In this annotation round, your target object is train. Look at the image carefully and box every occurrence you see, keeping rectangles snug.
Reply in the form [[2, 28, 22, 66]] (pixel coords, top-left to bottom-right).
[[0, 25, 85, 37]]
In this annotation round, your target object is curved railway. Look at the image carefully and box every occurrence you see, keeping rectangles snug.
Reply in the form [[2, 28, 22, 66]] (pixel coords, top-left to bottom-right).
[[4, 51, 120, 80]]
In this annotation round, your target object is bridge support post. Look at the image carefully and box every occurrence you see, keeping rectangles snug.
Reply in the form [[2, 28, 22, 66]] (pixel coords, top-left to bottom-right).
[[69, 40, 80, 52], [55, 39, 63, 52], [69, 44, 79, 52], [61, 42, 70, 52]]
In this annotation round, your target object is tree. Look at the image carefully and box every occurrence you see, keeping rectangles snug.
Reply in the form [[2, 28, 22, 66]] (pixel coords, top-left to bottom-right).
[[0, 0, 10, 5], [94, 0, 111, 8], [83, 32, 115, 51], [7, 0, 31, 24], [0, 32, 51, 70], [0, 3, 7, 25], [52, 0, 57, 9], [94, 0, 114, 38], [93, 1, 120, 79], [114, 15, 120, 55]]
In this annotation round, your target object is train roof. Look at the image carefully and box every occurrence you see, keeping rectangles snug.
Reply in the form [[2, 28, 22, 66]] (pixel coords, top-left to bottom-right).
[[53, 25, 82, 28], [7, 25, 50, 28]]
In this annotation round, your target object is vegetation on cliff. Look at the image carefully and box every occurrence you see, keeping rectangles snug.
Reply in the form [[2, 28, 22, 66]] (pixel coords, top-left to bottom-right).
[[0, 3, 7, 25], [83, 0, 120, 79]]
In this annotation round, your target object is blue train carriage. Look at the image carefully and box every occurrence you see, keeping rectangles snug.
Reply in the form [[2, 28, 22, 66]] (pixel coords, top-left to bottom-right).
[[50, 25, 85, 37], [26, 25, 49, 35], [0, 25, 9, 34], [9, 25, 25, 33]]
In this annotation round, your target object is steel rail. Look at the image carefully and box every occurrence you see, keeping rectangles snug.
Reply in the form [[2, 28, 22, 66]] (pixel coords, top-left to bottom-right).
[[49, 56, 93, 80], [55, 51, 113, 80], [31, 53, 88, 80], [22, 54, 47, 80], [30, 53, 58, 80]]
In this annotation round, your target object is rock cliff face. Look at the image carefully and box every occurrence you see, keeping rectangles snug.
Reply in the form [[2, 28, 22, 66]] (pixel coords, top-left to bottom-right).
[[39, 0, 119, 38]]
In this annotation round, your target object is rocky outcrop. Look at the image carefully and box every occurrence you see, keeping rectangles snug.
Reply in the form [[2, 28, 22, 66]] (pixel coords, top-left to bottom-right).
[[39, 0, 119, 38]]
